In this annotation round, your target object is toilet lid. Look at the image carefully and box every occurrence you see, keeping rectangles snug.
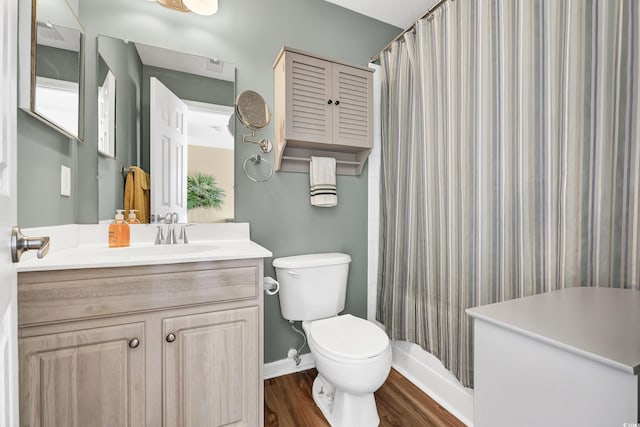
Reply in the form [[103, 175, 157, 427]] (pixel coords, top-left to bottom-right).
[[309, 314, 389, 361], [272, 253, 351, 269]]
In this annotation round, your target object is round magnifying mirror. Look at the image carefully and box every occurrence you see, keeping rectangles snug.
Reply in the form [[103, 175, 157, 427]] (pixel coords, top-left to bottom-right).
[[235, 90, 271, 130]]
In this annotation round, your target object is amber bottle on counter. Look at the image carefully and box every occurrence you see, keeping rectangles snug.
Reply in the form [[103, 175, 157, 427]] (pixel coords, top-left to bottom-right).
[[109, 210, 130, 247]]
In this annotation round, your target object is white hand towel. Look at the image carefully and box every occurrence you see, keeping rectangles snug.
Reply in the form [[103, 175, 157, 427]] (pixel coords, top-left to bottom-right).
[[310, 156, 337, 207]]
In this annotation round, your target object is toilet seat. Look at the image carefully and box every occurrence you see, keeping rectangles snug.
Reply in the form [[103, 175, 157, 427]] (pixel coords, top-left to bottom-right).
[[308, 314, 390, 361]]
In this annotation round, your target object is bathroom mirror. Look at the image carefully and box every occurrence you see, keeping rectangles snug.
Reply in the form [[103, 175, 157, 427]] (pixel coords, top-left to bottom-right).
[[18, 0, 85, 141], [97, 35, 236, 224]]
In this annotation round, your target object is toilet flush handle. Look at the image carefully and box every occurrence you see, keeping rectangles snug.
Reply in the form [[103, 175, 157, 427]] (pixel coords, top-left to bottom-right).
[[287, 270, 301, 279]]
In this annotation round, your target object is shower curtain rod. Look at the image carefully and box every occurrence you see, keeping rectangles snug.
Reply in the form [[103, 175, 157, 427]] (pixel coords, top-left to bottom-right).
[[370, 0, 451, 63]]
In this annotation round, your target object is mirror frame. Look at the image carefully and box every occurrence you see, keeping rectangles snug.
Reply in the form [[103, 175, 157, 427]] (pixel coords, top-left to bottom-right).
[[18, 0, 85, 142]]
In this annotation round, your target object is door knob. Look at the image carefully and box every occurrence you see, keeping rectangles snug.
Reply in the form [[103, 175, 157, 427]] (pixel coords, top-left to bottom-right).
[[11, 226, 50, 263], [166, 333, 176, 343], [129, 338, 140, 349]]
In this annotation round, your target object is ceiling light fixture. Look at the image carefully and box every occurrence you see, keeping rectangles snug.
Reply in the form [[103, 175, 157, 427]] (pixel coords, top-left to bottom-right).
[[156, 0, 219, 16]]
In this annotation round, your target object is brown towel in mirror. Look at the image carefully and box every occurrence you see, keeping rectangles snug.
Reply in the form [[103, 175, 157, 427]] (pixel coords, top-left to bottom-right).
[[124, 166, 150, 223]]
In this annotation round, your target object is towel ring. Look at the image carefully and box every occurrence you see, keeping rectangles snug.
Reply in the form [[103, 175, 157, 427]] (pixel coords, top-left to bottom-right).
[[243, 154, 273, 182]]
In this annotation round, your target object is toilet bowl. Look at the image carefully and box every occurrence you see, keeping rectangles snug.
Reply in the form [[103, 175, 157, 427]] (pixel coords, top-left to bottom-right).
[[303, 315, 392, 427], [273, 253, 392, 427]]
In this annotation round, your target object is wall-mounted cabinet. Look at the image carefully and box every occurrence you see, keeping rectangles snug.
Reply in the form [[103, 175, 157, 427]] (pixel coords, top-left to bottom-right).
[[273, 47, 373, 176]]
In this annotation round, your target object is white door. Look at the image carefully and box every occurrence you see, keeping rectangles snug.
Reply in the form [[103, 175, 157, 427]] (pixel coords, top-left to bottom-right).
[[150, 77, 188, 223], [0, 0, 20, 425]]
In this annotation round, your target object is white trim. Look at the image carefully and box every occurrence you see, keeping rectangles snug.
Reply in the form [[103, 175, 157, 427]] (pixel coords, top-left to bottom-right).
[[263, 353, 315, 380], [391, 341, 474, 426], [183, 99, 233, 115], [367, 63, 382, 322], [35, 76, 79, 92]]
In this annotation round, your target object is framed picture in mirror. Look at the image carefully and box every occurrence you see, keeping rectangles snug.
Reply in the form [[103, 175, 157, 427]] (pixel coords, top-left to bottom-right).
[[97, 54, 116, 157]]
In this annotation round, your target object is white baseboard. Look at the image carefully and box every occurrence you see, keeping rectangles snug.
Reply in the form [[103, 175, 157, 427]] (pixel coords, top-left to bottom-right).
[[263, 353, 315, 380], [391, 341, 474, 426]]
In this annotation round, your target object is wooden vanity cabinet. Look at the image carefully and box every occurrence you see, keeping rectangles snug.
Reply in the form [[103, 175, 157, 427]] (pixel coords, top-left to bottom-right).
[[273, 47, 373, 175], [18, 259, 264, 427]]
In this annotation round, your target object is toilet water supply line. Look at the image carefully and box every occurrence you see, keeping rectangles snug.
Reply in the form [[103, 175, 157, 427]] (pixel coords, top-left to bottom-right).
[[289, 321, 306, 366], [263, 276, 306, 366]]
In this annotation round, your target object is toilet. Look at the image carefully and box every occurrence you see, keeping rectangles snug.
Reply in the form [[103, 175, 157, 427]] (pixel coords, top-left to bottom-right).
[[273, 253, 391, 427]]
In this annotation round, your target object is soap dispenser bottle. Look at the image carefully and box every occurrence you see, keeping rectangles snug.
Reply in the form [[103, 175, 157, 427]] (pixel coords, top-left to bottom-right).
[[127, 210, 141, 224], [109, 210, 130, 248]]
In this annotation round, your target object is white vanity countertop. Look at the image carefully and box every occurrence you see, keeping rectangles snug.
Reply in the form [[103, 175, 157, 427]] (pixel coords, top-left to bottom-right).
[[466, 287, 640, 374], [16, 223, 272, 272]]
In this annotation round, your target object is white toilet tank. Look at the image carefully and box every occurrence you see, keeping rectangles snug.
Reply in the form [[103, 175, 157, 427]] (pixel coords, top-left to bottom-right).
[[273, 253, 351, 321]]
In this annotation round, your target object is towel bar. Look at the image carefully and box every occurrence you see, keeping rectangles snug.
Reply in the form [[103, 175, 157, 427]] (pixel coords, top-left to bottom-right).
[[121, 166, 132, 178], [281, 156, 360, 166], [121, 166, 135, 173]]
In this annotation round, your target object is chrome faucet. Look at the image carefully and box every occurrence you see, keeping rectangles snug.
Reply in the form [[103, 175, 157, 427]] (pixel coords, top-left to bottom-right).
[[179, 224, 194, 244], [164, 212, 179, 244], [154, 225, 164, 245], [154, 213, 190, 245]]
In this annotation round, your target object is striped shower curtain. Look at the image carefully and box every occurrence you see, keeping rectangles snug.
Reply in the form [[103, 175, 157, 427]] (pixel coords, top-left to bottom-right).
[[377, 0, 640, 388]]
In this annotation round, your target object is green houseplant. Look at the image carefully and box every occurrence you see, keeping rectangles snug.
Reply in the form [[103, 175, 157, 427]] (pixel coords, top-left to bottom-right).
[[187, 173, 226, 210]]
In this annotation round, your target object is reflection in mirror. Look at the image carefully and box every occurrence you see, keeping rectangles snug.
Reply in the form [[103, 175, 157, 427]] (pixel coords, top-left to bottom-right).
[[32, 0, 83, 139], [97, 55, 116, 157], [97, 36, 235, 224]]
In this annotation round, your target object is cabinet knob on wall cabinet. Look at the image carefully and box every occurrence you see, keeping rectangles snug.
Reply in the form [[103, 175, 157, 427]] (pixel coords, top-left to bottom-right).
[[166, 333, 176, 343], [129, 338, 140, 349], [327, 99, 333, 105], [334, 100, 340, 105]]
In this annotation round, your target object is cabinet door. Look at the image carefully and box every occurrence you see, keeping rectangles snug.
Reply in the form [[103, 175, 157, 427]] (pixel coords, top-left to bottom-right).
[[19, 322, 146, 427], [163, 306, 259, 427], [285, 52, 334, 144], [332, 63, 373, 148]]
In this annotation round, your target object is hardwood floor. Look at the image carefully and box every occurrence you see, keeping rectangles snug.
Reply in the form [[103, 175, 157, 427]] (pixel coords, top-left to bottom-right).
[[264, 368, 465, 427]]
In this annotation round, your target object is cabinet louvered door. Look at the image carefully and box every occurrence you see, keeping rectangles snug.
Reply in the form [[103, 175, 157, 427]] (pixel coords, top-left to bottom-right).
[[332, 63, 372, 148], [285, 52, 333, 144]]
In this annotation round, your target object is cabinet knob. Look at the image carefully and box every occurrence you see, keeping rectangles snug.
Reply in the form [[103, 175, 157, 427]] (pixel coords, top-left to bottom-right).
[[166, 333, 176, 343], [129, 338, 140, 349], [327, 99, 333, 105], [334, 100, 340, 106]]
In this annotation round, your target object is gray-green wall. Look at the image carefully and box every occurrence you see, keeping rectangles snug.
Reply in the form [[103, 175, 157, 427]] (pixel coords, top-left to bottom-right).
[[18, 110, 77, 227], [17, 0, 400, 363], [36, 45, 80, 83]]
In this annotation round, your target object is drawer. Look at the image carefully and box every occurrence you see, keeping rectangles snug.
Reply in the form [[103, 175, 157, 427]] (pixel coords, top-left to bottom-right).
[[18, 259, 261, 326]]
